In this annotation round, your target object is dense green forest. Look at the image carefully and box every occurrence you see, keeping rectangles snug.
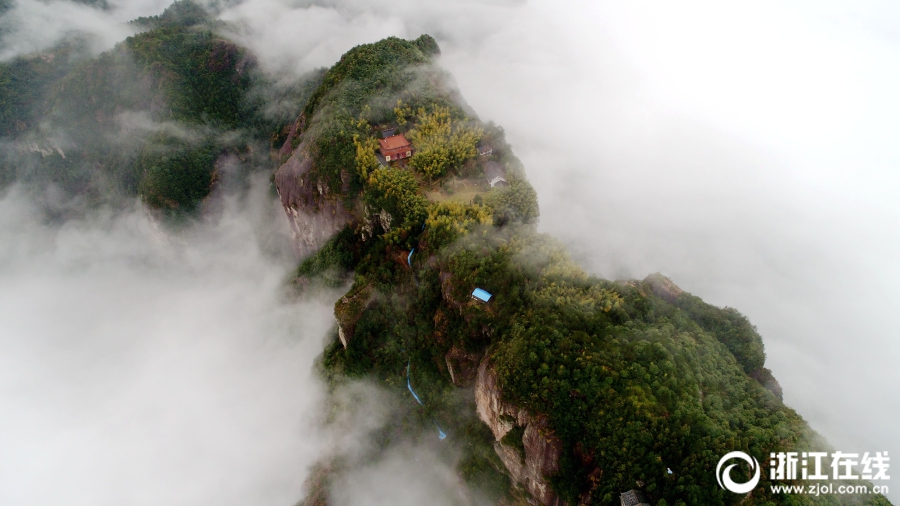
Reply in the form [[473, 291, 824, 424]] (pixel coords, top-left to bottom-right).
[[0, 0, 316, 211], [0, 3, 890, 505], [288, 36, 891, 506]]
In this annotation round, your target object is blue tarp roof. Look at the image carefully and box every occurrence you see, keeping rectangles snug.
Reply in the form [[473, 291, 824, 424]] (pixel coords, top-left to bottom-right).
[[471, 288, 492, 302], [406, 361, 424, 405]]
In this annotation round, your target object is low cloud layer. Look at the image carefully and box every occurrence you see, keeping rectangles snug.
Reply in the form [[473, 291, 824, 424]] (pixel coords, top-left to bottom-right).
[[0, 182, 334, 506], [2, 0, 897, 503], [0, 180, 469, 506], [0, 0, 169, 60], [330, 443, 470, 506]]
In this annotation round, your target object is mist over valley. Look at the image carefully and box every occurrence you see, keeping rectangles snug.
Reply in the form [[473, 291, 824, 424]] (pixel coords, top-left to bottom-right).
[[0, 1, 896, 505]]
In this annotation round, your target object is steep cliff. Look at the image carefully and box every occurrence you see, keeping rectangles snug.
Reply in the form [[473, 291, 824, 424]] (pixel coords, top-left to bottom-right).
[[333, 282, 373, 349], [476, 360, 563, 506], [3, 5, 889, 504], [274, 141, 354, 255]]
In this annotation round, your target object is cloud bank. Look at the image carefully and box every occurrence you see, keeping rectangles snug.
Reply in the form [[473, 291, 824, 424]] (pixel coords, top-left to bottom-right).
[[0, 0, 171, 60], [0, 181, 333, 506], [2, 0, 897, 502], [0, 179, 472, 506]]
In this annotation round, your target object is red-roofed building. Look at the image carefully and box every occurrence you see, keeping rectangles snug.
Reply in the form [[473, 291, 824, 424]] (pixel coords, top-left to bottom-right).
[[378, 134, 414, 162]]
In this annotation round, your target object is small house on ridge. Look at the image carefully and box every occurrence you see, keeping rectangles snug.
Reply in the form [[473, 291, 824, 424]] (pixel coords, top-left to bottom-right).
[[378, 134, 413, 162], [471, 288, 492, 303]]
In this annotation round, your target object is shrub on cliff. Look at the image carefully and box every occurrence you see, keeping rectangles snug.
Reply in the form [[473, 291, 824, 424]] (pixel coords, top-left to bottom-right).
[[424, 201, 492, 250], [136, 134, 216, 210], [364, 167, 429, 245], [484, 177, 540, 224]]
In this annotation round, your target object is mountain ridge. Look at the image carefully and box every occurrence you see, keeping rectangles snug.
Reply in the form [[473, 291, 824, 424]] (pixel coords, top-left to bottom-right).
[[0, 4, 890, 505]]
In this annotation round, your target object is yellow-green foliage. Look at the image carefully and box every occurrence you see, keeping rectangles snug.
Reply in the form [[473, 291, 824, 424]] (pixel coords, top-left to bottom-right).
[[351, 108, 381, 179], [407, 106, 482, 178], [484, 177, 540, 223], [394, 99, 412, 127], [353, 134, 380, 179], [533, 282, 624, 314], [509, 233, 586, 280], [409, 146, 451, 179], [425, 201, 493, 248], [365, 167, 429, 244]]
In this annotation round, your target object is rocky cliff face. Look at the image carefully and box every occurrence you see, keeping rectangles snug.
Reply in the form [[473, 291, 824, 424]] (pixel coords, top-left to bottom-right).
[[475, 359, 564, 506], [643, 272, 683, 303], [334, 283, 374, 349], [444, 345, 481, 387], [274, 143, 353, 255]]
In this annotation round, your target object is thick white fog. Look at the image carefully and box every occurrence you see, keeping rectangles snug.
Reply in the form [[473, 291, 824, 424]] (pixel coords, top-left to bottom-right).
[[0, 181, 465, 506], [2, 0, 897, 503], [0, 183, 333, 506], [436, 2, 900, 491]]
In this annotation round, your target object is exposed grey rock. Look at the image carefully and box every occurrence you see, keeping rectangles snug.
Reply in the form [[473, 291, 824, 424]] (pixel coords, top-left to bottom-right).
[[475, 359, 564, 506], [274, 144, 352, 255]]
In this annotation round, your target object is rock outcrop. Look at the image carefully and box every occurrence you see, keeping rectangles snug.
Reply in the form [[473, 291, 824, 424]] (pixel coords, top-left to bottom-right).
[[334, 283, 374, 349], [475, 359, 564, 506], [274, 144, 353, 255], [440, 270, 464, 310], [750, 366, 784, 401], [642, 273, 683, 303], [278, 112, 306, 158], [444, 346, 481, 386]]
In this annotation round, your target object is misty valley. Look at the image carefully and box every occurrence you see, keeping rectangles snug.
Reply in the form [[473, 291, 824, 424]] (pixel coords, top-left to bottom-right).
[[0, 1, 893, 506]]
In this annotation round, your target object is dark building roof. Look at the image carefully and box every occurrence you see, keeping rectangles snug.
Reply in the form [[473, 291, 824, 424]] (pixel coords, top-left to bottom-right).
[[620, 489, 650, 506]]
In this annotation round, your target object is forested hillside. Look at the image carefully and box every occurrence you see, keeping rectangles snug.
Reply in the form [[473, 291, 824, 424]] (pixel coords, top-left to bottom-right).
[[0, 3, 890, 505], [0, 0, 314, 211], [282, 35, 891, 506]]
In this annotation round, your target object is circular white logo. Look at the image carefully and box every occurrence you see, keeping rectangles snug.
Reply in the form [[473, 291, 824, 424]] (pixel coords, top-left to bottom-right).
[[716, 451, 761, 494]]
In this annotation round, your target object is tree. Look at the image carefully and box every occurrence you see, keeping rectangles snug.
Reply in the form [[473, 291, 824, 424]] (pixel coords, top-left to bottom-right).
[[353, 134, 380, 180], [484, 177, 540, 223], [365, 167, 429, 243], [136, 134, 216, 210], [424, 201, 492, 249], [407, 106, 482, 179]]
